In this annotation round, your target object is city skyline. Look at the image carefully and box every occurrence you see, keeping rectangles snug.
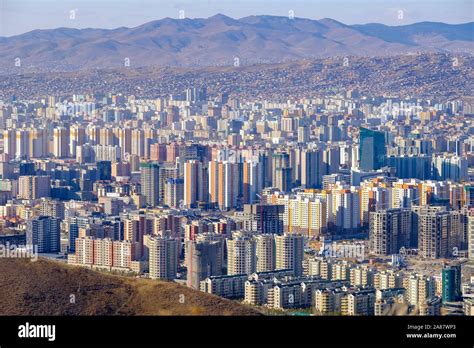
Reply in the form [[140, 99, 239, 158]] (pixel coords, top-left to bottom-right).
[[1, 83, 473, 316], [0, 2, 474, 344]]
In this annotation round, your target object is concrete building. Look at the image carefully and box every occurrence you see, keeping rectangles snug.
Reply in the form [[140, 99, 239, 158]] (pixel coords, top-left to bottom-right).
[[350, 266, 374, 287], [407, 274, 436, 308], [200, 274, 247, 299], [27, 215, 61, 253], [255, 234, 276, 273], [242, 203, 284, 234], [267, 281, 303, 309], [344, 289, 376, 316], [468, 213, 474, 265], [147, 235, 179, 280], [68, 236, 141, 273], [140, 162, 160, 207], [18, 175, 51, 199], [314, 288, 345, 314], [373, 270, 404, 290], [185, 239, 223, 289], [418, 208, 461, 259], [184, 160, 207, 209], [281, 193, 327, 237], [272, 152, 292, 193], [369, 208, 411, 256], [244, 279, 275, 306], [419, 296, 441, 316], [275, 234, 304, 276], [227, 232, 256, 276], [53, 126, 69, 158], [164, 178, 184, 208]]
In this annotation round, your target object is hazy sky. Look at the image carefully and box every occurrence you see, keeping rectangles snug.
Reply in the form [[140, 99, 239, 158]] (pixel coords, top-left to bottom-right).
[[0, 0, 473, 36]]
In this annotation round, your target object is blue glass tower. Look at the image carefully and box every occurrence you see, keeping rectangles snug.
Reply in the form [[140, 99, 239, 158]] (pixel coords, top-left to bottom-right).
[[442, 264, 461, 302], [359, 127, 386, 171]]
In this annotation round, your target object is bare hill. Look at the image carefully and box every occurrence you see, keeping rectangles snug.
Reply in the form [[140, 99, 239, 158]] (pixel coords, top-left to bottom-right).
[[0, 258, 260, 316]]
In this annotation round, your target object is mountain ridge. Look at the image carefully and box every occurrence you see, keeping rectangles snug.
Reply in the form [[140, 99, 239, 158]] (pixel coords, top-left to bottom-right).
[[0, 14, 472, 73]]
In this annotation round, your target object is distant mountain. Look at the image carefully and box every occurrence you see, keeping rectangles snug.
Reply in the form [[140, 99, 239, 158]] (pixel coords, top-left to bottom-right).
[[0, 14, 472, 73]]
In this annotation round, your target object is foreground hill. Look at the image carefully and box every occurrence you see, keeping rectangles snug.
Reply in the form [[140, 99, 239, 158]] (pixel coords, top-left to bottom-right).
[[0, 14, 472, 73], [0, 258, 260, 316]]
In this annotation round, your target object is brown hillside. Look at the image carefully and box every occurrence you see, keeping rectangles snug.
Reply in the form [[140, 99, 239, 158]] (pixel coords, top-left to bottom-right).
[[0, 258, 261, 316]]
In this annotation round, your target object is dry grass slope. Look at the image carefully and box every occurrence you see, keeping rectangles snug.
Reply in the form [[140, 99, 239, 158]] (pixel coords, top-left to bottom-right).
[[0, 258, 261, 316]]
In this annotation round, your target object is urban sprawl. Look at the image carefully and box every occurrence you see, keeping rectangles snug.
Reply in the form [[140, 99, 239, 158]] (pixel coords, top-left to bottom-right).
[[1, 87, 474, 316]]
